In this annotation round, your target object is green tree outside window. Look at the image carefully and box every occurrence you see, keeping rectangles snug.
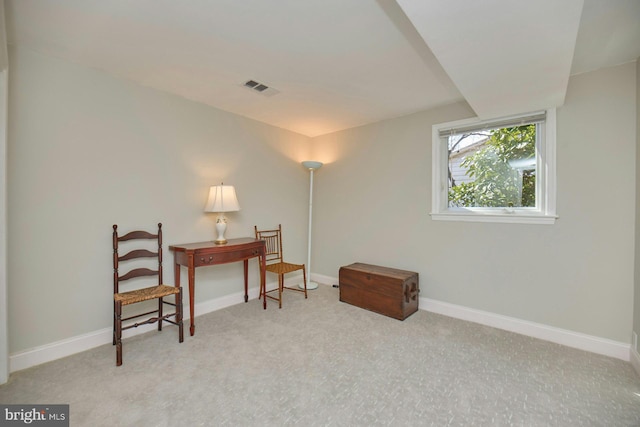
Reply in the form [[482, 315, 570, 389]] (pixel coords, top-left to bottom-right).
[[448, 125, 536, 208]]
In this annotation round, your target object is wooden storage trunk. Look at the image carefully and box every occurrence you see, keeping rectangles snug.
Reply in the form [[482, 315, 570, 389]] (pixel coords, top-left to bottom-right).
[[339, 262, 419, 320]]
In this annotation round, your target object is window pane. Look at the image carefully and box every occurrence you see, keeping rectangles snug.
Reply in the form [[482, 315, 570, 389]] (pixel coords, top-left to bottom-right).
[[447, 124, 536, 208]]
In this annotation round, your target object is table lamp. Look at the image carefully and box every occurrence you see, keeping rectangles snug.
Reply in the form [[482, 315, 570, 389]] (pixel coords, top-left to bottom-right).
[[204, 184, 240, 244]]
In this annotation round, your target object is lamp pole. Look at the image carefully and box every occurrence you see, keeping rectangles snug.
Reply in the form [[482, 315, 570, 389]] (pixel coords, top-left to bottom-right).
[[300, 161, 322, 290]]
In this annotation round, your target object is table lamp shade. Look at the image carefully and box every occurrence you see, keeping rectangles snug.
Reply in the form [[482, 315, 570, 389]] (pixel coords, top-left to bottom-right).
[[204, 185, 240, 213]]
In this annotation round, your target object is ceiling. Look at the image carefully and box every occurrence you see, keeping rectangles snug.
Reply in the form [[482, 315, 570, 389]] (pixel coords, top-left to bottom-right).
[[5, 0, 640, 137]]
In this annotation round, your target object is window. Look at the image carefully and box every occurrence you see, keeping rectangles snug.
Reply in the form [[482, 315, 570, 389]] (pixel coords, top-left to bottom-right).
[[431, 110, 556, 224]]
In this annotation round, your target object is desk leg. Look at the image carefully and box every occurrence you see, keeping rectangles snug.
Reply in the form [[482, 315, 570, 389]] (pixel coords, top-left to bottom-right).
[[243, 259, 249, 303], [188, 256, 196, 336], [174, 261, 195, 336], [260, 251, 267, 310], [173, 261, 181, 289]]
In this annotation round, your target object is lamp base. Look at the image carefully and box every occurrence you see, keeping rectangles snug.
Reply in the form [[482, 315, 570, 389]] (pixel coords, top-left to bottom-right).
[[215, 214, 228, 244], [299, 281, 319, 290]]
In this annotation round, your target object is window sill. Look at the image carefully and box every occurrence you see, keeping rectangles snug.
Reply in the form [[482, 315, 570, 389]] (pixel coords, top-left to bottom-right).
[[430, 211, 557, 225]]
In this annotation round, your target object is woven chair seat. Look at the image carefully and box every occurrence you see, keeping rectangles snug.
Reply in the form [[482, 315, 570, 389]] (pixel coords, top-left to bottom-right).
[[255, 224, 307, 309], [265, 262, 305, 275], [112, 223, 183, 366], [114, 284, 180, 306]]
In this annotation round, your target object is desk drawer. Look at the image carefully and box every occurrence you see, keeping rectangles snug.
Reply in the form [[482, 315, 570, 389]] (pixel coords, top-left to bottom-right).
[[194, 247, 262, 266]]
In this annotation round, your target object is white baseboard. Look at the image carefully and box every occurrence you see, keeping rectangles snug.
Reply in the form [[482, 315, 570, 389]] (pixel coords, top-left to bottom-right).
[[630, 347, 640, 377], [422, 297, 630, 361], [322, 273, 629, 360], [9, 277, 290, 373], [311, 273, 339, 287], [10, 275, 630, 372], [9, 327, 114, 373]]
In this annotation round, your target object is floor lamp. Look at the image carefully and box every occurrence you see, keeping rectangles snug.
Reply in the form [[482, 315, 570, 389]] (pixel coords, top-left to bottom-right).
[[300, 160, 322, 290]]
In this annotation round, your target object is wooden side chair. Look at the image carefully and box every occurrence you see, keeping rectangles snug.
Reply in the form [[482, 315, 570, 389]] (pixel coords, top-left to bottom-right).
[[254, 224, 307, 309], [112, 223, 184, 366]]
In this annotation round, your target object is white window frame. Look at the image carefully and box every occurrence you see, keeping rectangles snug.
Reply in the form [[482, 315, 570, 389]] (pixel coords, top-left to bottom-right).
[[431, 109, 557, 225]]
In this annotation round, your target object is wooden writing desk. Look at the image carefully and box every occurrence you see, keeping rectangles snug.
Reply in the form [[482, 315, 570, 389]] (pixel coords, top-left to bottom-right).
[[169, 237, 267, 336]]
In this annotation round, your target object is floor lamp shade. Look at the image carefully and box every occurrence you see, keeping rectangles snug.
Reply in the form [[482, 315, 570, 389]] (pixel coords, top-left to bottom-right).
[[302, 160, 323, 170], [204, 184, 240, 244], [300, 161, 322, 290]]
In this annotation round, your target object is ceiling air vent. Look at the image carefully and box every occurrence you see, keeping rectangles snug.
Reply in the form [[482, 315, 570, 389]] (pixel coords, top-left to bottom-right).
[[242, 79, 279, 97]]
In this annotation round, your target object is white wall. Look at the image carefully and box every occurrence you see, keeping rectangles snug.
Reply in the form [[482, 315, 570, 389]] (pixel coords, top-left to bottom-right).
[[7, 46, 312, 355], [0, 68, 7, 383], [6, 44, 639, 369], [311, 62, 637, 344], [0, 0, 9, 384], [634, 57, 640, 353]]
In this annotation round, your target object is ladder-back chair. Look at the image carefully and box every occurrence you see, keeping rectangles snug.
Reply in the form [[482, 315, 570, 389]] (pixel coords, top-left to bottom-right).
[[113, 223, 184, 366], [254, 224, 307, 309]]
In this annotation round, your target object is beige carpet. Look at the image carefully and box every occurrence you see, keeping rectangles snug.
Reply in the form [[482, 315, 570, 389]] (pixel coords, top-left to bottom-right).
[[2, 284, 640, 426]]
